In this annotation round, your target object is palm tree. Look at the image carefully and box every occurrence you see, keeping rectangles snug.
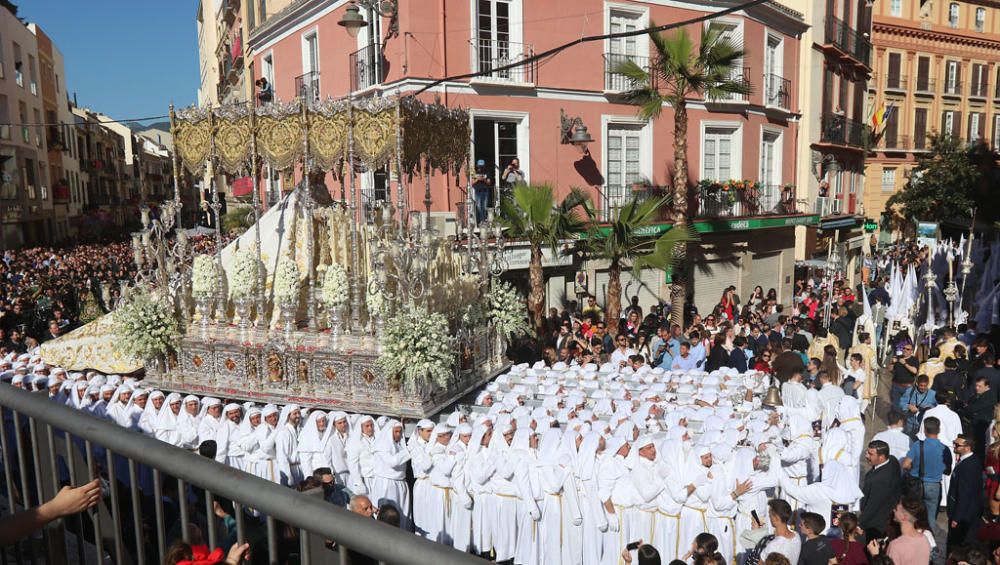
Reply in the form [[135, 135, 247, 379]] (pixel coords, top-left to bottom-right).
[[616, 25, 750, 326], [499, 184, 592, 334], [579, 195, 697, 335]]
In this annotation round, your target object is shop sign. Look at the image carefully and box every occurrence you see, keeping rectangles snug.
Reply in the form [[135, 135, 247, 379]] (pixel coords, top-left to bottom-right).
[[501, 243, 574, 271]]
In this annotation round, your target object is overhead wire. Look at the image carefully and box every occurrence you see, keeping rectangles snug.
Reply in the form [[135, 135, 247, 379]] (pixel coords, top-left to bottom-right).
[[411, 0, 773, 96]]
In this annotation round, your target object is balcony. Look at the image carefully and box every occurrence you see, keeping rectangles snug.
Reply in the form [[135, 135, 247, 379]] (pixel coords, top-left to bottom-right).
[[885, 75, 907, 92], [824, 16, 872, 69], [706, 67, 750, 103], [815, 196, 843, 217], [764, 73, 790, 109], [694, 181, 801, 219], [942, 80, 962, 98], [295, 71, 320, 102], [876, 133, 911, 151], [914, 77, 935, 95], [350, 44, 386, 92], [222, 0, 238, 24], [820, 113, 870, 149], [604, 53, 648, 93], [470, 38, 535, 86]]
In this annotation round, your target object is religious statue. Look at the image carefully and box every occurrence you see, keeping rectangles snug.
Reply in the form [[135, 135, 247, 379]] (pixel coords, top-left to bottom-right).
[[267, 352, 284, 382]]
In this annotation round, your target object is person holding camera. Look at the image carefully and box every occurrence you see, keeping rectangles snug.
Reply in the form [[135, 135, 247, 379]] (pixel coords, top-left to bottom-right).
[[620, 539, 662, 564], [890, 344, 919, 415]]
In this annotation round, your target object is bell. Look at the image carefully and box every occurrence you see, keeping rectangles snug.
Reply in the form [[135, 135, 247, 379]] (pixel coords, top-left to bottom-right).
[[763, 385, 783, 407]]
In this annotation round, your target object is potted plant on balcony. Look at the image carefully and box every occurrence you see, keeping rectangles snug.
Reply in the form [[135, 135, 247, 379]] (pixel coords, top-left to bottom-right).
[[630, 176, 653, 198]]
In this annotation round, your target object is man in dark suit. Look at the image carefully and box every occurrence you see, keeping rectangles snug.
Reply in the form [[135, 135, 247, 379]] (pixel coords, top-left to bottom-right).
[[859, 439, 902, 542], [961, 376, 997, 459], [946, 434, 982, 553]]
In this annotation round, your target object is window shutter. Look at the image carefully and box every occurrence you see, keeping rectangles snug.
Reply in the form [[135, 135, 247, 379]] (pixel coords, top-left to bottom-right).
[[886, 108, 899, 144], [981, 66, 989, 95], [914, 108, 927, 149], [953, 111, 962, 138], [968, 113, 975, 140], [941, 110, 948, 134], [917, 56, 930, 89], [887, 53, 901, 87], [978, 112, 986, 139]]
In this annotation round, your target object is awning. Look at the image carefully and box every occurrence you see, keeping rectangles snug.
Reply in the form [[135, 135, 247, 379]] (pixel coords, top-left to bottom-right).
[[231, 176, 254, 197]]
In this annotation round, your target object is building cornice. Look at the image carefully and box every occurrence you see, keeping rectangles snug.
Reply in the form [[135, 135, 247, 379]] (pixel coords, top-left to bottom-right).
[[248, 0, 347, 50], [873, 20, 1000, 49]]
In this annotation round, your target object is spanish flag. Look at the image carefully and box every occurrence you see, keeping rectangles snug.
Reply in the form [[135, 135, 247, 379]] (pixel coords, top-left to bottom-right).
[[871, 103, 895, 131]]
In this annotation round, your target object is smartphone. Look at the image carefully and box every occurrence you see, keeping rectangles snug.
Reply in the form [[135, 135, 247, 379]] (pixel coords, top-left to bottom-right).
[[626, 541, 642, 551], [751, 510, 761, 527]]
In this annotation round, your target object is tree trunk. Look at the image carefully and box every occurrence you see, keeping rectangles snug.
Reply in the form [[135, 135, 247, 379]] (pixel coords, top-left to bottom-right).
[[670, 100, 689, 329], [606, 258, 623, 336], [528, 243, 546, 335]]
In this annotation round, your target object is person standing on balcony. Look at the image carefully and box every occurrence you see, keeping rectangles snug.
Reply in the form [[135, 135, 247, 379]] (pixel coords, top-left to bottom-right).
[[472, 161, 492, 224], [501, 157, 525, 193]]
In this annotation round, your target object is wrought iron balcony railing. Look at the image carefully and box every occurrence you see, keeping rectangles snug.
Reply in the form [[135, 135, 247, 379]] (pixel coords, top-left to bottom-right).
[[885, 75, 907, 90], [471, 38, 535, 85], [350, 44, 386, 92], [706, 66, 750, 103], [825, 15, 872, 67], [294, 70, 320, 102], [943, 80, 962, 96], [820, 112, 870, 148], [764, 73, 790, 109], [914, 77, 935, 93], [604, 52, 649, 93]]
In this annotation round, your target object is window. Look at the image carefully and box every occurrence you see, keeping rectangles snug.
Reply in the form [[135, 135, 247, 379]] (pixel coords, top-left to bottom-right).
[[27, 55, 36, 95], [24, 158, 35, 199], [976, 7, 986, 31], [942, 110, 956, 138], [914, 108, 927, 149], [764, 35, 785, 107], [969, 112, 984, 143], [706, 21, 744, 101], [890, 0, 902, 17], [473, 116, 526, 193], [993, 115, 1000, 150], [258, 0, 267, 22], [263, 54, 274, 86], [886, 52, 902, 89], [759, 131, 781, 204], [916, 56, 930, 91], [949, 3, 959, 27], [702, 126, 739, 181], [605, 123, 644, 217], [13, 41, 22, 87], [606, 9, 643, 91], [476, 0, 519, 80], [945, 60, 959, 94], [247, 0, 256, 29], [303, 32, 318, 75]]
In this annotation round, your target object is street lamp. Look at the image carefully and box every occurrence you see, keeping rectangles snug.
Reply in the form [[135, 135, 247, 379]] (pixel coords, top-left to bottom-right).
[[559, 109, 594, 152], [338, 0, 399, 38]]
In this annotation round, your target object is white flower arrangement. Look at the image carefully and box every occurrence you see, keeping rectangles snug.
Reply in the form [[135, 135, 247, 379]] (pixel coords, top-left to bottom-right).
[[229, 247, 258, 300], [458, 302, 484, 327], [322, 264, 349, 307], [366, 285, 388, 316], [273, 254, 301, 303], [112, 284, 180, 361], [191, 254, 218, 298], [377, 308, 453, 387], [488, 279, 531, 339]]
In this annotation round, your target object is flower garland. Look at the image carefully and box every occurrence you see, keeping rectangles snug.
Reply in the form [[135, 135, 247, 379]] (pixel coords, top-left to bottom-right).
[[321, 263, 349, 307], [229, 247, 258, 300], [112, 284, 180, 361], [377, 308, 453, 387], [191, 254, 218, 298], [488, 279, 531, 339], [273, 255, 301, 303]]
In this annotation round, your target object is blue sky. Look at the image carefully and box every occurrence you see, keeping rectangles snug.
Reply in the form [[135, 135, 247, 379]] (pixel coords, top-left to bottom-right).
[[22, 0, 199, 124]]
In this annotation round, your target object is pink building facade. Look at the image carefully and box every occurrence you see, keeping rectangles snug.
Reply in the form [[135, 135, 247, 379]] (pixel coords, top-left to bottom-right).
[[247, 0, 816, 313]]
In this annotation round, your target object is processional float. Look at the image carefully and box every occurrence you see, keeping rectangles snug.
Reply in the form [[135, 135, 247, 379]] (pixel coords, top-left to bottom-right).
[[133, 95, 512, 418]]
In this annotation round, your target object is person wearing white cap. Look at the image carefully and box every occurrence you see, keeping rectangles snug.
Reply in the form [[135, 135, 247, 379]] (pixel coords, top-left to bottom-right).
[[778, 459, 863, 527], [510, 428, 542, 565], [346, 415, 376, 495], [421, 423, 456, 544], [487, 422, 519, 563], [370, 419, 412, 529], [410, 419, 436, 538], [676, 445, 715, 560], [214, 404, 247, 471], [323, 411, 351, 488], [119, 389, 149, 431], [297, 411, 330, 476], [249, 405, 280, 482], [448, 423, 474, 552], [628, 435, 667, 561], [140, 390, 165, 435], [779, 414, 817, 503], [176, 396, 202, 450], [275, 404, 303, 487], [576, 431, 609, 565], [466, 425, 495, 557], [197, 398, 223, 446], [538, 427, 582, 565], [237, 407, 262, 463], [599, 437, 630, 565], [104, 384, 133, 424], [155, 394, 184, 445], [728, 446, 777, 563]]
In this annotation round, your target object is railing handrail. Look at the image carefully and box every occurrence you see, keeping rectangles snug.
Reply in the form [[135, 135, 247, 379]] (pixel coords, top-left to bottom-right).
[[0, 384, 484, 565]]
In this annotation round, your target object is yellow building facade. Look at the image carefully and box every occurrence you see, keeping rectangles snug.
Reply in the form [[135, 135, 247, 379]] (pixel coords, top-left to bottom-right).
[[865, 0, 1000, 232]]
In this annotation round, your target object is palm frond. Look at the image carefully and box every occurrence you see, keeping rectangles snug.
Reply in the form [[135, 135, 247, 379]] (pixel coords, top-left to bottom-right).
[[631, 223, 698, 275]]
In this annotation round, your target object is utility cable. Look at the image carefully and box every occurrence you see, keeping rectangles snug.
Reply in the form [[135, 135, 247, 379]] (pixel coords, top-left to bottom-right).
[[412, 0, 773, 96]]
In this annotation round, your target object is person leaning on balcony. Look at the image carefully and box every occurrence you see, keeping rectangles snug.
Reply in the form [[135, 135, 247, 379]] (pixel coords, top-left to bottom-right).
[[0, 478, 101, 545]]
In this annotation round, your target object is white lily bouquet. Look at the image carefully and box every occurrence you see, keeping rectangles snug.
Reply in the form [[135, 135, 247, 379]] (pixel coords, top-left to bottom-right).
[[191, 254, 218, 298], [488, 279, 531, 339], [322, 263, 349, 307], [366, 285, 388, 317], [229, 247, 258, 300], [113, 284, 180, 360], [377, 308, 453, 387], [274, 255, 301, 303]]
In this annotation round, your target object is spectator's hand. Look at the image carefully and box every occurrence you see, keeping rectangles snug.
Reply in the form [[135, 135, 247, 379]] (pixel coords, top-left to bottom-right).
[[39, 479, 101, 521], [867, 538, 881, 556], [213, 500, 231, 519], [224, 542, 250, 564], [734, 479, 753, 498]]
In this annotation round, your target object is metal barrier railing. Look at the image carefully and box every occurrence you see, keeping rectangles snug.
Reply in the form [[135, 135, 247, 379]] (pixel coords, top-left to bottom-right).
[[0, 384, 484, 565]]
